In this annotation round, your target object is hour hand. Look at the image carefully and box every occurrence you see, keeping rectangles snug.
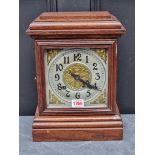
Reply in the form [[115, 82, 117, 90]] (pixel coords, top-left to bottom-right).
[[70, 73, 100, 91], [70, 73, 81, 81], [70, 73, 88, 86]]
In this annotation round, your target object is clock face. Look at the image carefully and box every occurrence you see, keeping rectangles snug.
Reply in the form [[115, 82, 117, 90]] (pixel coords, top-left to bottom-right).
[[44, 48, 108, 108]]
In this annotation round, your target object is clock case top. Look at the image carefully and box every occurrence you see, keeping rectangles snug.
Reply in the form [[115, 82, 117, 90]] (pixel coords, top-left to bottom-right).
[[26, 11, 126, 116], [26, 11, 126, 39]]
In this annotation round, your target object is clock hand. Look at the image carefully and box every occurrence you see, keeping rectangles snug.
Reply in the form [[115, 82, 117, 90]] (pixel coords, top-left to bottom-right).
[[71, 73, 91, 88], [70, 73, 100, 91], [85, 80, 101, 91]]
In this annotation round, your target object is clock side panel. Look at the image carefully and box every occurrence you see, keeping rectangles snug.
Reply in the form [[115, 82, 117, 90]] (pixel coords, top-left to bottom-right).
[[35, 39, 118, 116]]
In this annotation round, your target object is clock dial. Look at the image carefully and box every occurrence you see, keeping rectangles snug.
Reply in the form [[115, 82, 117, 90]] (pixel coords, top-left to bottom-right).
[[44, 48, 108, 108]]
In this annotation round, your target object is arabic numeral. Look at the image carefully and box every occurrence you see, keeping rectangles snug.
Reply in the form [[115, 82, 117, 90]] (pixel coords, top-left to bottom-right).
[[55, 74, 60, 81], [86, 56, 89, 63], [56, 64, 63, 71], [64, 56, 69, 64], [95, 73, 100, 80], [74, 53, 81, 61], [75, 92, 80, 99], [86, 90, 91, 97], [57, 83, 66, 90], [93, 63, 98, 70], [66, 90, 70, 97]]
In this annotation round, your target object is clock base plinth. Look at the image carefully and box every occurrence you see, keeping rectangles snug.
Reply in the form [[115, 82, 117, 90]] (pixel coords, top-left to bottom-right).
[[32, 107, 123, 141]]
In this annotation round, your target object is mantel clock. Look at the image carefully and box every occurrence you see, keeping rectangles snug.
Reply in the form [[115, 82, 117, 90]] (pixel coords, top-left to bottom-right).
[[26, 11, 126, 141]]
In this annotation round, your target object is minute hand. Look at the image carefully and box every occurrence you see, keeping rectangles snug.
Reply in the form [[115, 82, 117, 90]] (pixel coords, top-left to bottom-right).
[[70, 73, 99, 90]]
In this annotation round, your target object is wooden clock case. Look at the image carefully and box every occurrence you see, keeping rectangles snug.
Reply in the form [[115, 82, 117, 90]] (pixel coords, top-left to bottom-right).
[[26, 11, 126, 141]]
